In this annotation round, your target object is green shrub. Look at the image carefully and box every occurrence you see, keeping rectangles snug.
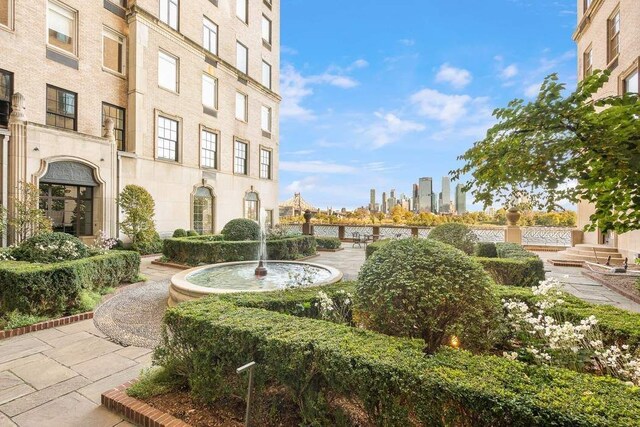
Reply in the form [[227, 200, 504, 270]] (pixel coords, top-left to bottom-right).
[[0, 251, 140, 316], [315, 237, 342, 250], [427, 223, 478, 255], [356, 239, 499, 353], [478, 243, 544, 287], [172, 229, 187, 238], [0, 311, 47, 331], [495, 242, 538, 258], [365, 239, 390, 258], [156, 290, 640, 427], [13, 232, 89, 263], [128, 367, 183, 400], [131, 231, 163, 255], [162, 236, 316, 265], [187, 230, 199, 237], [475, 242, 498, 258], [118, 185, 159, 249], [221, 218, 261, 241]]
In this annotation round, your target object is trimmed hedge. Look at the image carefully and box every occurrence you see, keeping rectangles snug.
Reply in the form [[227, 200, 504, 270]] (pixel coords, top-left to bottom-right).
[[0, 251, 140, 315], [162, 235, 316, 265], [221, 218, 261, 241], [156, 284, 640, 426], [475, 242, 498, 258], [427, 223, 478, 255], [315, 236, 342, 250]]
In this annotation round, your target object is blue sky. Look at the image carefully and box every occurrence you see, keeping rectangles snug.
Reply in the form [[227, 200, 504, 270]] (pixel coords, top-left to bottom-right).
[[278, 0, 578, 211]]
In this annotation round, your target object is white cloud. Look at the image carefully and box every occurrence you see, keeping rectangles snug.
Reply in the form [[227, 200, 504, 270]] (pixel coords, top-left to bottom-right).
[[361, 112, 426, 148], [399, 38, 416, 46], [410, 89, 474, 124], [285, 176, 319, 193], [280, 45, 298, 55], [310, 74, 359, 89], [348, 59, 369, 70], [500, 64, 519, 79], [280, 160, 357, 174], [435, 63, 472, 89], [524, 82, 541, 98]]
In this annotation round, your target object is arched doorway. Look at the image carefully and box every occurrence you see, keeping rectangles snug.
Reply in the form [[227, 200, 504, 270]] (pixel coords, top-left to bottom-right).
[[39, 161, 98, 236], [193, 187, 215, 235]]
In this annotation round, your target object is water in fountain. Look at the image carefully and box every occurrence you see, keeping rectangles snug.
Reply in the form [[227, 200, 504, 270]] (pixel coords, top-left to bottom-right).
[[254, 208, 268, 277]]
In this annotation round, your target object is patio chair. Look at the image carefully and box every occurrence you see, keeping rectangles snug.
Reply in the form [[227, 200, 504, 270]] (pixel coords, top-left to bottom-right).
[[352, 232, 369, 248]]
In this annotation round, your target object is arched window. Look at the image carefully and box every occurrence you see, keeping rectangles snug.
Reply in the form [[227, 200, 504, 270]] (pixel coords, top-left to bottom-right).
[[193, 187, 214, 234], [244, 192, 259, 221]]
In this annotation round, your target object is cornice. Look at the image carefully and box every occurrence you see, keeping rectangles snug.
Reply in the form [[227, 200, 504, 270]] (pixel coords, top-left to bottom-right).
[[573, 0, 605, 42]]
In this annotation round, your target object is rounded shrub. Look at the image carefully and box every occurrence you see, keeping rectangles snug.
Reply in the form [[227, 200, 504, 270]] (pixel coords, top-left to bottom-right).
[[427, 223, 478, 255], [172, 229, 187, 238], [355, 238, 499, 353], [221, 218, 261, 241], [187, 230, 199, 237], [475, 242, 498, 258], [14, 232, 89, 263]]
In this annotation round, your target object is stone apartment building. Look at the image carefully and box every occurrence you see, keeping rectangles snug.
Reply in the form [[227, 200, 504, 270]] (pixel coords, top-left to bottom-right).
[[573, 0, 639, 259], [0, 0, 280, 244]]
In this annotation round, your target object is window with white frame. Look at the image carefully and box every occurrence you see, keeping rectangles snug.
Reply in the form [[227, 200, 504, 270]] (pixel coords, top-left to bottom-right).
[[160, 0, 178, 30], [158, 51, 178, 92], [201, 129, 217, 168], [234, 140, 248, 175], [261, 15, 272, 45], [203, 17, 218, 55], [261, 105, 271, 132], [0, 0, 14, 29], [235, 92, 247, 121], [262, 61, 271, 89], [236, 41, 248, 74], [202, 74, 217, 110], [624, 70, 639, 94], [47, 1, 77, 55], [583, 48, 592, 78], [607, 10, 620, 63], [260, 148, 271, 179], [236, 0, 247, 23], [157, 116, 178, 161], [103, 28, 126, 75]]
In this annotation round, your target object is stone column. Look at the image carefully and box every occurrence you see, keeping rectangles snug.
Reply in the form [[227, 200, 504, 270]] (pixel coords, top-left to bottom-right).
[[505, 226, 522, 245], [0, 129, 9, 246], [104, 118, 118, 239], [7, 93, 28, 245]]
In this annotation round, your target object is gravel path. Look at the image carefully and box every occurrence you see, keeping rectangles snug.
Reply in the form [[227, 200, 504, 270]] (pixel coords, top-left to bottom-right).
[[93, 280, 170, 348]]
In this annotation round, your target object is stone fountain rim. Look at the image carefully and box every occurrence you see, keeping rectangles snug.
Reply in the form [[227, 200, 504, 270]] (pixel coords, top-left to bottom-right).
[[169, 260, 344, 305]]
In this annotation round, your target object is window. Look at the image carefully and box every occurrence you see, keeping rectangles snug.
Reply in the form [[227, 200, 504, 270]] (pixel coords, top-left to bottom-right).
[[159, 0, 178, 30], [46, 85, 76, 130], [0, 0, 13, 29], [0, 69, 13, 128], [261, 15, 272, 45], [260, 148, 271, 179], [236, 0, 247, 23], [236, 41, 248, 74], [261, 105, 271, 132], [244, 192, 259, 221], [39, 183, 93, 236], [624, 70, 639, 94], [234, 140, 248, 174], [102, 103, 125, 150], [193, 187, 214, 235], [103, 28, 126, 75], [265, 209, 273, 229], [202, 74, 217, 110], [158, 51, 178, 92], [157, 116, 178, 161], [201, 129, 217, 168], [583, 48, 592, 78], [235, 92, 247, 121], [47, 1, 77, 55], [608, 10, 620, 63], [203, 17, 218, 55], [262, 61, 272, 89]]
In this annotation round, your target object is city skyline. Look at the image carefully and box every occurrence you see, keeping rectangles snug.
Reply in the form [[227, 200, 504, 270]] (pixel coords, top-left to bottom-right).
[[278, 0, 577, 210]]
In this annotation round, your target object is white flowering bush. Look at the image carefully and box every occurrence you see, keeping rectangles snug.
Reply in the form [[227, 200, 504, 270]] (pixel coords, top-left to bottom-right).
[[285, 265, 317, 289], [13, 232, 89, 263], [92, 230, 118, 253], [315, 290, 352, 324], [503, 277, 640, 385]]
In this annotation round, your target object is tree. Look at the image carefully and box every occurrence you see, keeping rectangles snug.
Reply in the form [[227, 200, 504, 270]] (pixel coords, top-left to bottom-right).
[[118, 185, 157, 245], [452, 71, 640, 233], [10, 182, 52, 243]]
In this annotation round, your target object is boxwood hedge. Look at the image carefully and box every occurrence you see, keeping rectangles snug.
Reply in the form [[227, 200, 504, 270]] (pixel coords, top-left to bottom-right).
[[0, 251, 140, 315], [315, 236, 342, 250], [162, 235, 316, 265], [156, 283, 640, 426]]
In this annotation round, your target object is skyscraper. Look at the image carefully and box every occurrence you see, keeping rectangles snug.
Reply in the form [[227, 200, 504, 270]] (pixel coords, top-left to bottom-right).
[[455, 184, 467, 215], [418, 177, 433, 213], [431, 193, 438, 214], [369, 189, 376, 211], [440, 176, 451, 213], [388, 189, 397, 210], [381, 192, 387, 214]]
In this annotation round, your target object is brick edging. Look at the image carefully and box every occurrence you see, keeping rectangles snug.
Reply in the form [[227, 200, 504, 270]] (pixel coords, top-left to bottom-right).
[[0, 312, 93, 340], [102, 381, 190, 427]]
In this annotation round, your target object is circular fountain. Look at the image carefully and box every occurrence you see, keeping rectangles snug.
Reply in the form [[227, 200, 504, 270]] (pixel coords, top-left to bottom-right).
[[168, 210, 342, 306]]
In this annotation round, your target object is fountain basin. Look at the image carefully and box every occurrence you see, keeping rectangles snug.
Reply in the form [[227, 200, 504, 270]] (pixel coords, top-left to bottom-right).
[[169, 260, 343, 306]]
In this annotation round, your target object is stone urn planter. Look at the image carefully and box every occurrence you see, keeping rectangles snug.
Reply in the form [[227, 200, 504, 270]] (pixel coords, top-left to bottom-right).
[[506, 207, 521, 226], [303, 210, 313, 223]]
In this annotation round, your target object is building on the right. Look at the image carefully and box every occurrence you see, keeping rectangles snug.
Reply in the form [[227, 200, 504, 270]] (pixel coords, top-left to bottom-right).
[[439, 176, 451, 214], [573, 0, 639, 258], [417, 177, 433, 213], [455, 183, 467, 215]]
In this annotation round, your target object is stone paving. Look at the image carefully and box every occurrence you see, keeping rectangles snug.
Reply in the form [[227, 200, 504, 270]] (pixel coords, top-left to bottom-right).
[[2, 247, 639, 426]]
